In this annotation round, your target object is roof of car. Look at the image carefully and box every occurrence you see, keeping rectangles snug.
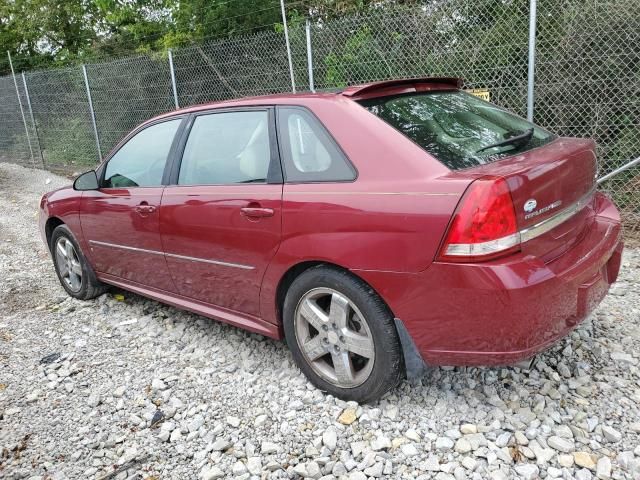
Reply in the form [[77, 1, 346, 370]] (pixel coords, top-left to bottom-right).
[[146, 77, 463, 125]]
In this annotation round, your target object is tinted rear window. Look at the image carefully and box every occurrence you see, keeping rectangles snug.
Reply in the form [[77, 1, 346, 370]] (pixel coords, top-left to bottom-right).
[[360, 91, 556, 170]]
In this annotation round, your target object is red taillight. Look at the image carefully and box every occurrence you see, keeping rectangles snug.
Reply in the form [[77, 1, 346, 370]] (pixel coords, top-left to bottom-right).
[[439, 176, 520, 262]]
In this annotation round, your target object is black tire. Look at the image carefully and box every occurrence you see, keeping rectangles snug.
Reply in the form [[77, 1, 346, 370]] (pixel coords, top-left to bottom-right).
[[283, 265, 403, 403], [50, 224, 107, 300]]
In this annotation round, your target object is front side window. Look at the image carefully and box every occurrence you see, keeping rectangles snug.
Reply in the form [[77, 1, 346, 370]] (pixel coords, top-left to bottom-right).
[[360, 91, 556, 170], [103, 119, 182, 188], [178, 111, 271, 185], [277, 107, 356, 182]]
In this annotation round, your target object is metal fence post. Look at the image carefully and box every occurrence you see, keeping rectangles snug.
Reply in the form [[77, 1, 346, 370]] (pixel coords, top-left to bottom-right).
[[305, 20, 315, 93], [82, 64, 103, 162], [527, 0, 538, 122], [280, 0, 296, 93], [168, 49, 180, 109], [597, 157, 640, 184], [21, 72, 45, 167], [7, 51, 36, 168]]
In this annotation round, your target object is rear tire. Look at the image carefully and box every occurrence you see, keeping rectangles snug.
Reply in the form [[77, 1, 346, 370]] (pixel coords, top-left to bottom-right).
[[283, 265, 403, 403], [50, 224, 107, 300]]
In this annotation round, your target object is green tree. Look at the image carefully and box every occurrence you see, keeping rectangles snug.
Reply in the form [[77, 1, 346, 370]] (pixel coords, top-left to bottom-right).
[[1, 0, 389, 74], [1, 0, 102, 72]]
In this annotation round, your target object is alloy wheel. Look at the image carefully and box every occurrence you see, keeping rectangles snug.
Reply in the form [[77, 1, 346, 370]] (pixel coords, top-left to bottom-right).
[[55, 237, 82, 292], [294, 287, 375, 388]]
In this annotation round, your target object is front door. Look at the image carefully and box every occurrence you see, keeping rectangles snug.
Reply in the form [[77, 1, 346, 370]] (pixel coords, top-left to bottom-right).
[[81, 118, 184, 291], [160, 108, 282, 316]]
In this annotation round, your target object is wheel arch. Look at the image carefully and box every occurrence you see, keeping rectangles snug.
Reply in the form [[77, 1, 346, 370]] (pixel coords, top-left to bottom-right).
[[45, 216, 65, 250], [274, 260, 394, 329], [274, 260, 427, 381], [275, 261, 330, 325]]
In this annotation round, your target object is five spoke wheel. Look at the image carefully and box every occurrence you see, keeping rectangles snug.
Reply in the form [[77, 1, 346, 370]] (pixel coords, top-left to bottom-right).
[[55, 237, 82, 292], [294, 287, 375, 388]]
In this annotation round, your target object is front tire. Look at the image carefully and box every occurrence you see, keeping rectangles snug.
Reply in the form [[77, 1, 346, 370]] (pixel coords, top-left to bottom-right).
[[50, 224, 107, 300], [283, 265, 403, 403]]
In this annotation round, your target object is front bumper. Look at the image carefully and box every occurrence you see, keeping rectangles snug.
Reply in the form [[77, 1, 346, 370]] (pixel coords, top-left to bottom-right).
[[356, 192, 623, 367], [38, 194, 48, 246]]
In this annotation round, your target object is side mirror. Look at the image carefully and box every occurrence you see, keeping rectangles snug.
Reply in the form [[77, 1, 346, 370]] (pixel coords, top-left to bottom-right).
[[73, 170, 99, 191]]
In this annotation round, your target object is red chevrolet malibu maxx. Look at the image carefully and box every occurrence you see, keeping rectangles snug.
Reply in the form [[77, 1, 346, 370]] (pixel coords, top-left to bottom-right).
[[39, 78, 623, 402]]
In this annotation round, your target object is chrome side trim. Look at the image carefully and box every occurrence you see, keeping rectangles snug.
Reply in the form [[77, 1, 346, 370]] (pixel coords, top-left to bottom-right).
[[89, 240, 163, 256], [520, 187, 595, 243], [88, 240, 255, 270], [164, 252, 254, 270], [285, 191, 459, 196]]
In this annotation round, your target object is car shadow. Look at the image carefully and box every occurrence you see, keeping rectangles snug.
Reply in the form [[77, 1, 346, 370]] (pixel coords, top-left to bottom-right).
[[100, 285, 600, 413]]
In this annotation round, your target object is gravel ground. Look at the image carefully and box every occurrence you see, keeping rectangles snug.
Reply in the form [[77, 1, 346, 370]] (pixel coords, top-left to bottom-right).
[[0, 162, 639, 480]]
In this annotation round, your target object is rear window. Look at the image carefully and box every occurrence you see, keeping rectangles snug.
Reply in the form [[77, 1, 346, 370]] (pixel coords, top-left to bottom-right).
[[360, 91, 556, 170]]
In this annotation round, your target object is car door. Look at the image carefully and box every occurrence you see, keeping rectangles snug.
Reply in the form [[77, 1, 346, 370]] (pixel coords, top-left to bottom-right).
[[159, 108, 283, 316], [80, 117, 184, 291]]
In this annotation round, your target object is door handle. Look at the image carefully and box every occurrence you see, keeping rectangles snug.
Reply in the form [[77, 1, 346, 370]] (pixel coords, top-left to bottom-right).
[[240, 207, 274, 218], [135, 203, 156, 215]]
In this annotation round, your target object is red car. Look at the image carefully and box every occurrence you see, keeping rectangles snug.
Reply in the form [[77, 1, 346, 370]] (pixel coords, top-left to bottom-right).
[[39, 78, 623, 402]]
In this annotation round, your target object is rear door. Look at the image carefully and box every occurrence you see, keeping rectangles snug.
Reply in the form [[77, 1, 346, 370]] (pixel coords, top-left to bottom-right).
[[159, 108, 282, 317], [81, 117, 184, 291]]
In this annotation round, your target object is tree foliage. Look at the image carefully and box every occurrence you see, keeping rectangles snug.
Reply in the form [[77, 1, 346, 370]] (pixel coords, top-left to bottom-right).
[[0, 0, 400, 74]]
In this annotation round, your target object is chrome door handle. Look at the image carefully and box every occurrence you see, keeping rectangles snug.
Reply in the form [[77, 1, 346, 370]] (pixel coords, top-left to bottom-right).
[[135, 204, 156, 214], [240, 207, 274, 218]]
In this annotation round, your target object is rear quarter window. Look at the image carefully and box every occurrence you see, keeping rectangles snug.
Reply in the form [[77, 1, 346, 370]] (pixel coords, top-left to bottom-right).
[[360, 91, 556, 170], [277, 107, 356, 182]]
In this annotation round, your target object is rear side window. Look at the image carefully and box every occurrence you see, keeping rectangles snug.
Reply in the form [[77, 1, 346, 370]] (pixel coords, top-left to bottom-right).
[[360, 91, 556, 170], [277, 107, 355, 182], [104, 119, 182, 188], [178, 111, 271, 185]]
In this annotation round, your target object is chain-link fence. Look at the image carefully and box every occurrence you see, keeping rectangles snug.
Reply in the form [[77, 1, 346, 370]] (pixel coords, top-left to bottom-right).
[[172, 29, 309, 106], [23, 67, 97, 173], [534, 0, 640, 228], [0, 0, 638, 229], [87, 55, 177, 160], [309, 2, 531, 115], [0, 73, 36, 167]]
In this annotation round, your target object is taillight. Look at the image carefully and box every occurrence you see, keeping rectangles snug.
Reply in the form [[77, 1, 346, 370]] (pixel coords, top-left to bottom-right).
[[438, 176, 520, 262]]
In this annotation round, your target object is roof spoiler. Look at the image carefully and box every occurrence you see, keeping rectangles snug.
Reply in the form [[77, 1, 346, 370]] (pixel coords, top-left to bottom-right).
[[341, 77, 463, 100]]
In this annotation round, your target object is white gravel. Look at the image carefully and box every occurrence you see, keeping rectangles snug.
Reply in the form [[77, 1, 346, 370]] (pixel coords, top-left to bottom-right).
[[0, 162, 639, 480]]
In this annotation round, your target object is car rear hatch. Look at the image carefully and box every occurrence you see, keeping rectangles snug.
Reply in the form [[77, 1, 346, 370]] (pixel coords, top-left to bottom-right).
[[356, 83, 598, 263]]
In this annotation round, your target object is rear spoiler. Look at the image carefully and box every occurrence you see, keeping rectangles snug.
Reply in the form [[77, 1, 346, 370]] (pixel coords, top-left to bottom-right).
[[341, 77, 463, 101]]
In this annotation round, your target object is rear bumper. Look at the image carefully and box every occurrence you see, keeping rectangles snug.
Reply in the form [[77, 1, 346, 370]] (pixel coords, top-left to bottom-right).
[[356, 192, 623, 367]]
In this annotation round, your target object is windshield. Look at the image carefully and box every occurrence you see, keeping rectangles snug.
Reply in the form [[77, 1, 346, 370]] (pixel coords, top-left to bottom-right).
[[360, 91, 556, 170]]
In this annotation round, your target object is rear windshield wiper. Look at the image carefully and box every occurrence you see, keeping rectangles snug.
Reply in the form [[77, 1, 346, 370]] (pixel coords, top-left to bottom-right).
[[476, 127, 534, 153]]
